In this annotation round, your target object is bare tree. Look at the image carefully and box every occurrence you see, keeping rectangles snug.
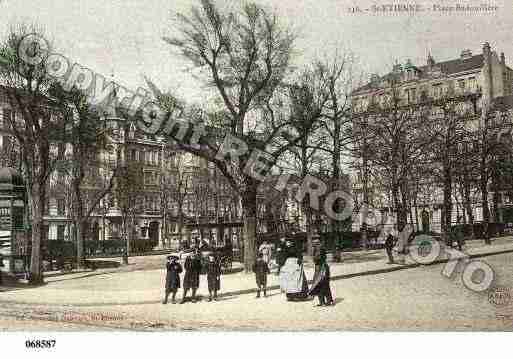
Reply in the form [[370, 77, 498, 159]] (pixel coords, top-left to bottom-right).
[[114, 162, 145, 264], [160, 0, 297, 271], [50, 85, 117, 267], [354, 86, 433, 240], [0, 24, 64, 283]]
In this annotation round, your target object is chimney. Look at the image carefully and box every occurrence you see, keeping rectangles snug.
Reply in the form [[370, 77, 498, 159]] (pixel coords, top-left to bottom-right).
[[482, 42, 493, 104], [392, 62, 403, 73], [427, 53, 435, 67], [483, 42, 491, 57], [501, 52, 506, 66], [370, 73, 380, 86], [460, 49, 472, 60]]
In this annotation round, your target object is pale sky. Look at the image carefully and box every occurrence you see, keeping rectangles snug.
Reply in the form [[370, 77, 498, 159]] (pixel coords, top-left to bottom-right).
[[1, 0, 512, 104]]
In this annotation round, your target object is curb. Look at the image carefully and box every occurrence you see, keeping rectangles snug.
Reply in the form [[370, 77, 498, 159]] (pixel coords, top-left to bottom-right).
[[2, 248, 513, 307]]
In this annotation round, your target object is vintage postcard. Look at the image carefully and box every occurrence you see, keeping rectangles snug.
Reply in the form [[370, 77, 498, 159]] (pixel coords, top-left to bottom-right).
[[1, 0, 513, 352]]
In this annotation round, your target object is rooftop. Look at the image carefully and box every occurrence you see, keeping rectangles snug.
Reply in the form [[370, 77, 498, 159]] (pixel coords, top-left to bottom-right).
[[353, 54, 485, 95], [0, 167, 25, 192]]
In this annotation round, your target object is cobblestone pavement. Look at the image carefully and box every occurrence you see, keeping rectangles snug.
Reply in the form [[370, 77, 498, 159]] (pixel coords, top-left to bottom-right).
[[2, 252, 513, 331]]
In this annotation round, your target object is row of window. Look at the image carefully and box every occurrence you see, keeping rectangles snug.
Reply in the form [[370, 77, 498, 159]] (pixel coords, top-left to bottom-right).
[[354, 76, 479, 110], [127, 148, 161, 166], [1, 108, 14, 129]]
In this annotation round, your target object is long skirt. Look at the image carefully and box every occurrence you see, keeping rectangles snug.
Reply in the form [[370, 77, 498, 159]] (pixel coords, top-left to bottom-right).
[[280, 258, 309, 301]]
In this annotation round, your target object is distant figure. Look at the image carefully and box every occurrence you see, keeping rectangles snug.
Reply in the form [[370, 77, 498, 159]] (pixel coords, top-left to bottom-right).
[[276, 237, 287, 275], [259, 240, 272, 264], [253, 252, 270, 298], [163, 255, 182, 304], [0, 253, 4, 285], [385, 232, 396, 264], [206, 254, 221, 301], [454, 225, 464, 251], [181, 250, 202, 304], [309, 248, 334, 306]]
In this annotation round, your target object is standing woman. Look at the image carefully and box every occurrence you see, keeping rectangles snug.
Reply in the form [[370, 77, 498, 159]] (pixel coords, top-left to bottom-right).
[[309, 248, 334, 306], [163, 255, 182, 304], [280, 242, 309, 301], [181, 250, 202, 304], [206, 254, 221, 301]]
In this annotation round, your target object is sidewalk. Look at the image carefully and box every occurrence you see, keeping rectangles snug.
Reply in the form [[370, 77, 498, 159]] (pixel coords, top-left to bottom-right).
[[1, 236, 513, 307]]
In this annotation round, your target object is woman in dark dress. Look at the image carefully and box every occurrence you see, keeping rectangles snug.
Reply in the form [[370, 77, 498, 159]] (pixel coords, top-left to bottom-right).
[[206, 254, 221, 301], [163, 255, 182, 304], [308, 248, 334, 306], [181, 251, 202, 303]]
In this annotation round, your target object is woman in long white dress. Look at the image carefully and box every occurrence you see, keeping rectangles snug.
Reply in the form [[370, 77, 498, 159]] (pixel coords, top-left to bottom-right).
[[279, 256, 309, 301]]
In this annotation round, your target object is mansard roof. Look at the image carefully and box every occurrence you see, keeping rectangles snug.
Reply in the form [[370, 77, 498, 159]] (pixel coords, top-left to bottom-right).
[[353, 54, 485, 95]]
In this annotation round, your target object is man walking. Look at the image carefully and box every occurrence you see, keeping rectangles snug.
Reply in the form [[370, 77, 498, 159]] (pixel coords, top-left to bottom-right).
[[385, 231, 396, 264], [163, 255, 182, 304], [253, 252, 270, 298], [181, 250, 202, 303]]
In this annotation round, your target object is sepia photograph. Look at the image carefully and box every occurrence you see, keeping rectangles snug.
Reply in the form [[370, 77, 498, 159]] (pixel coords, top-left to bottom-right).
[[0, 0, 512, 355]]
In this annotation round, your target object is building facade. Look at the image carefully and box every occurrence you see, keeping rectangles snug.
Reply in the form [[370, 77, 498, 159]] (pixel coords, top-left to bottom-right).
[[351, 42, 513, 233]]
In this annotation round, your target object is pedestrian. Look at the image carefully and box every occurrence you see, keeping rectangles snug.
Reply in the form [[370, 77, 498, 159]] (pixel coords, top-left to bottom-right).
[[206, 254, 221, 301], [259, 240, 272, 264], [280, 255, 309, 301], [309, 248, 334, 306], [385, 231, 396, 264], [276, 237, 287, 275], [454, 225, 464, 251], [253, 252, 270, 298], [163, 255, 182, 304], [181, 250, 202, 304], [0, 253, 4, 285]]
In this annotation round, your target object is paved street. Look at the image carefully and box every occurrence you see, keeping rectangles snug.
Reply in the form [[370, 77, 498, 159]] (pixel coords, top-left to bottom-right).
[[2, 250, 513, 331]]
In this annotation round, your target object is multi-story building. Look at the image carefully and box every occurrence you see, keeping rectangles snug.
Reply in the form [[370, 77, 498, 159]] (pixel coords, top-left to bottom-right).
[[351, 42, 513, 233], [0, 86, 243, 251]]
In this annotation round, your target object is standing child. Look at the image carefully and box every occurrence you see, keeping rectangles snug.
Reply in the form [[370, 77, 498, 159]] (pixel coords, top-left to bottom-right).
[[163, 255, 182, 304], [253, 252, 270, 298], [206, 254, 221, 301], [181, 250, 202, 304]]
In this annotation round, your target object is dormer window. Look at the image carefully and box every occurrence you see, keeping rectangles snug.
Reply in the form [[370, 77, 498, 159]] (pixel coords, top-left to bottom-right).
[[460, 49, 473, 60]]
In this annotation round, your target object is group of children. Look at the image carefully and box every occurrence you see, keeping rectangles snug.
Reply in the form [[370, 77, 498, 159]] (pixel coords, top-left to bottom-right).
[[163, 250, 271, 304], [163, 251, 221, 304], [162, 243, 333, 307]]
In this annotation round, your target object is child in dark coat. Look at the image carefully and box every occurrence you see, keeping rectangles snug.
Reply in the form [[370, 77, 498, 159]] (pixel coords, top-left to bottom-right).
[[163, 256, 183, 304], [206, 254, 221, 301], [253, 252, 270, 298], [181, 251, 202, 304]]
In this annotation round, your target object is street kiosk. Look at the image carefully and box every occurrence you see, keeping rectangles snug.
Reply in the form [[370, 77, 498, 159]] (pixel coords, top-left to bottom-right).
[[0, 167, 27, 278]]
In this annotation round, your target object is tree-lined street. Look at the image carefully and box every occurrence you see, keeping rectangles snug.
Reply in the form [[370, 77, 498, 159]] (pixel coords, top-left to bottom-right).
[[2, 251, 513, 331]]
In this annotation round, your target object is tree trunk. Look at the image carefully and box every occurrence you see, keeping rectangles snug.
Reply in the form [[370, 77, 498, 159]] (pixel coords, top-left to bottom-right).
[[241, 181, 258, 273], [413, 195, 420, 232], [28, 182, 44, 284], [122, 218, 129, 265], [303, 204, 314, 256], [481, 183, 491, 244], [443, 163, 453, 235]]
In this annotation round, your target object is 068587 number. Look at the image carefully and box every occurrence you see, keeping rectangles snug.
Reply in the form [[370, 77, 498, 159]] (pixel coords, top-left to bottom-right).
[[25, 339, 56, 349]]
